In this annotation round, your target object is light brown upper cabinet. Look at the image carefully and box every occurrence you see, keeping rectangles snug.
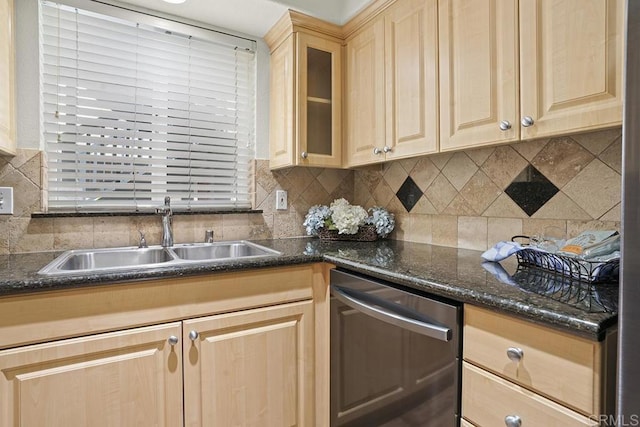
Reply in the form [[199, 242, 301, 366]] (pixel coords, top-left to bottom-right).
[[519, 0, 624, 140], [345, 0, 439, 167], [344, 16, 386, 167], [0, 0, 16, 156], [439, 0, 624, 152], [266, 11, 343, 169]]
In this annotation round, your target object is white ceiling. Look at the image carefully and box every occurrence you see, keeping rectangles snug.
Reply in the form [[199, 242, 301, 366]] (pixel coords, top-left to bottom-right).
[[114, 0, 372, 38]]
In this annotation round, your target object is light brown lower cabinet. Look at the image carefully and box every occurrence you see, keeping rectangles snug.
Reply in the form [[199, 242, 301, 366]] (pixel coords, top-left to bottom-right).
[[0, 322, 184, 427], [0, 264, 331, 427], [462, 305, 616, 427], [183, 301, 314, 426]]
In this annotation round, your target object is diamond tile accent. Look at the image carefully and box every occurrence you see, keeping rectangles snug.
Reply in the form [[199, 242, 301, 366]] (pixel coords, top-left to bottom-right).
[[384, 162, 410, 193], [562, 159, 621, 219], [531, 136, 594, 188], [409, 157, 439, 192], [425, 174, 457, 213], [481, 146, 528, 190], [441, 152, 478, 191], [396, 176, 423, 212], [505, 165, 559, 216]]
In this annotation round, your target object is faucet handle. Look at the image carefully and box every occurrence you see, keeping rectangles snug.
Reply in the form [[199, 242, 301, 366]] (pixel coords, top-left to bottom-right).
[[138, 230, 148, 248], [156, 196, 172, 214], [205, 230, 214, 243]]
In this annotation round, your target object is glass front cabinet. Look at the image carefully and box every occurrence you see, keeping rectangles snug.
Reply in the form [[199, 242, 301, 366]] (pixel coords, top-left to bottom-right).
[[266, 12, 343, 169]]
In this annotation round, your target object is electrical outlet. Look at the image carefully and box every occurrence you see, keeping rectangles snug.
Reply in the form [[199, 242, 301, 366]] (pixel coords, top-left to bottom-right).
[[276, 190, 288, 210], [0, 187, 13, 215]]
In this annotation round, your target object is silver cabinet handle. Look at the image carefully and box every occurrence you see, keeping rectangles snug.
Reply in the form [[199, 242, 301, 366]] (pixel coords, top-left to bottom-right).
[[499, 120, 512, 131], [507, 347, 524, 362], [189, 330, 199, 341], [373, 147, 382, 155], [168, 335, 179, 346], [383, 146, 392, 153], [331, 285, 451, 342], [521, 116, 535, 127], [301, 151, 308, 159], [505, 415, 522, 427]]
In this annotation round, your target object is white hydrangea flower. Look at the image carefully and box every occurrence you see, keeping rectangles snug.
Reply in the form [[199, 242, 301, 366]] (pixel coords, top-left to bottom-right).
[[330, 198, 368, 234]]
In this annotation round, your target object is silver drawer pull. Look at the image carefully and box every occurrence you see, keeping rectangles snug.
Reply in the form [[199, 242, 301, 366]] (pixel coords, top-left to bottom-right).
[[507, 347, 524, 362], [505, 414, 522, 427]]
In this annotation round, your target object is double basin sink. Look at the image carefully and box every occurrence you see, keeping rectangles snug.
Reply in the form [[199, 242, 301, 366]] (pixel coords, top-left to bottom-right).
[[38, 241, 282, 276]]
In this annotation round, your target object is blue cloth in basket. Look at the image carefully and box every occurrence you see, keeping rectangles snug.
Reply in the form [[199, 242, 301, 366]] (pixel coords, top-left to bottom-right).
[[481, 241, 524, 262]]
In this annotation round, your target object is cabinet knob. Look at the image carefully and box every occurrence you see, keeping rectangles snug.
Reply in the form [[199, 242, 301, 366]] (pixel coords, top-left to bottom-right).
[[383, 146, 392, 153], [506, 347, 524, 362], [189, 330, 199, 341], [167, 335, 179, 346], [521, 116, 535, 127], [373, 147, 382, 155], [301, 151, 308, 159], [505, 415, 522, 427], [499, 120, 512, 131]]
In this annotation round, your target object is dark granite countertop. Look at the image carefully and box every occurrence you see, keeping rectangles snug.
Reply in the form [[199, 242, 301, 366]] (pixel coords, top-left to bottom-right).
[[0, 238, 618, 340]]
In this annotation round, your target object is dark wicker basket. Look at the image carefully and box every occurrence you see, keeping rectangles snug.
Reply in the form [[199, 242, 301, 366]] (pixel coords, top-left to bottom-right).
[[317, 225, 378, 241]]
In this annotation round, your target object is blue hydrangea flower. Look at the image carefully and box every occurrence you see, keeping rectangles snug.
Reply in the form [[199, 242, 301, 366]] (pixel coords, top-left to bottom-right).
[[366, 206, 395, 238], [303, 204, 331, 236]]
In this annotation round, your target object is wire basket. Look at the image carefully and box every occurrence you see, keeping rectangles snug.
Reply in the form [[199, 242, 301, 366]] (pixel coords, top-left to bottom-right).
[[512, 265, 617, 313], [515, 248, 619, 284]]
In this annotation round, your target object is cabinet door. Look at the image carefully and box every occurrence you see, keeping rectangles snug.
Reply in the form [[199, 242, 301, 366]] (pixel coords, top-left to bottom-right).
[[438, 0, 519, 151], [0, 323, 183, 427], [519, 0, 624, 139], [183, 301, 314, 427], [0, 0, 15, 156], [298, 33, 342, 168], [345, 18, 386, 167], [269, 34, 295, 169], [384, 0, 439, 160]]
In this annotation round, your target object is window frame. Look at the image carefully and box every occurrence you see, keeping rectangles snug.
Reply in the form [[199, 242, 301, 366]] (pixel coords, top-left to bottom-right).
[[40, 0, 258, 213]]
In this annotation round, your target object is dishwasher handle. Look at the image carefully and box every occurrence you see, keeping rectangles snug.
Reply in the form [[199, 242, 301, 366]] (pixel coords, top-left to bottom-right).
[[331, 285, 451, 342]]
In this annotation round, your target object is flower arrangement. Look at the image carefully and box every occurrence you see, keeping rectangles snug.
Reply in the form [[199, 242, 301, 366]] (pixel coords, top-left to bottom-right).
[[303, 198, 395, 240]]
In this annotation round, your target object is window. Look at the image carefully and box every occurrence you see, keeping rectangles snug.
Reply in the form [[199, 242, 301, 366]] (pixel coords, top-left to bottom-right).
[[40, 0, 256, 212]]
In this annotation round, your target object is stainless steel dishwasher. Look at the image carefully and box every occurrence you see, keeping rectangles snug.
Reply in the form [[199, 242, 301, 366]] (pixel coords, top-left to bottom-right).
[[330, 269, 461, 427]]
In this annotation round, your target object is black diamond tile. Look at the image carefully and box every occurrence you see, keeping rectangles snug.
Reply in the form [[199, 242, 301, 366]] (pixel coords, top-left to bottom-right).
[[396, 176, 423, 212], [505, 165, 559, 216]]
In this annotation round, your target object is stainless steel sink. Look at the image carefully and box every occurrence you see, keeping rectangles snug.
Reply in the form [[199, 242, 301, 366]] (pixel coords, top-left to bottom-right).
[[39, 247, 175, 275], [38, 241, 281, 275], [172, 241, 281, 261]]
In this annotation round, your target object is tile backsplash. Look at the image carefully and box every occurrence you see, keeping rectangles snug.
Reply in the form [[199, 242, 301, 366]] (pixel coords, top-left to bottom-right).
[[352, 128, 622, 250], [0, 127, 621, 254], [0, 151, 353, 254]]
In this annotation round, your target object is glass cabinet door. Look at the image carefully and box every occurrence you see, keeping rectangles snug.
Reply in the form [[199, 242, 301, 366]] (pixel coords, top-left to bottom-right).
[[297, 33, 342, 168]]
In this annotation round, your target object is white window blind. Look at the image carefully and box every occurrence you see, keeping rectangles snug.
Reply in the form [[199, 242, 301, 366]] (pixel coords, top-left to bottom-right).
[[40, 0, 256, 212]]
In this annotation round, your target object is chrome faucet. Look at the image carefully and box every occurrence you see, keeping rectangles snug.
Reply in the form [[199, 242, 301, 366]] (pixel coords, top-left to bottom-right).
[[156, 196, 173, 247]]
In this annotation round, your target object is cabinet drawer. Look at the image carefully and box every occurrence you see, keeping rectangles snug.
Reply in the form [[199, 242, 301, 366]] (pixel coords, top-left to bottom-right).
[[462, 362, 597, 427], [463, 305, 601, 415]]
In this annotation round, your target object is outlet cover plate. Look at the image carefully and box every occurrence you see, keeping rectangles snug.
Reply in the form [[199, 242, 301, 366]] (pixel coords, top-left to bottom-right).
[[0, 187, 13, 215], [276, 190, 288, 210]]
